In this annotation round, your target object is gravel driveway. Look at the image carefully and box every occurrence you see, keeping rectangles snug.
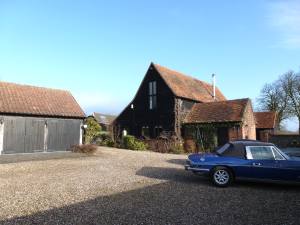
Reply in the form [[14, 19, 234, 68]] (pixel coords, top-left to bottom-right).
[[0, 147, 299, 225]]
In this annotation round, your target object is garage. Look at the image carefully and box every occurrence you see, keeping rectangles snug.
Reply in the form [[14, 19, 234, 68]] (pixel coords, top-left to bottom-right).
[[0, 81, 85, 154]]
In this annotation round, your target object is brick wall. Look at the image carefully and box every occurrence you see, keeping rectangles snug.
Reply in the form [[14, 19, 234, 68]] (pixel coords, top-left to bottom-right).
[[269, 134, 300, 148], [241, 101, 256, 140], [228, 126, 243, 141]]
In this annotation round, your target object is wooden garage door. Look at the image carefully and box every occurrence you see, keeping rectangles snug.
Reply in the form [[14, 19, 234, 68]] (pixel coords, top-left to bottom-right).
[[47, 119, 81, 151], [3, 117, 44, 154], [24, 118, 45, 153]]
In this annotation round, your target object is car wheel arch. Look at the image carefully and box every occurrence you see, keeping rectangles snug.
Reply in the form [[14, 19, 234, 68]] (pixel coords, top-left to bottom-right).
[[210, 165, 236, 179], [210, 166, 235, 187]]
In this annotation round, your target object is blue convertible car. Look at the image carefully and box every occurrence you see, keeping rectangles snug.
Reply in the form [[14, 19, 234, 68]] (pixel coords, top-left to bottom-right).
[[185, 140, 300, 187]]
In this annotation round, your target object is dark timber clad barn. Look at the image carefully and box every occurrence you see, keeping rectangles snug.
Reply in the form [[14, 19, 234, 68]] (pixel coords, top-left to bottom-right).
[[0, 82, 85, 154], [113, 62, 226, 139]]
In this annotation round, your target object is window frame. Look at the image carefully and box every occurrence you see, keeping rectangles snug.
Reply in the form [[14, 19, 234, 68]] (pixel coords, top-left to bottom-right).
[[271, 147, 286, 160], [149, 81, 157, 110], [141, 126, 150, 138], [245, 146, 286, 160]]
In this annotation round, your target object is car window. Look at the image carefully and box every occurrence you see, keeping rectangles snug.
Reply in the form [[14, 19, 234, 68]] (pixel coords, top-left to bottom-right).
[[216, 143, 230, 154], [272, 147, 285, 160], [248, 146, 275, 160]]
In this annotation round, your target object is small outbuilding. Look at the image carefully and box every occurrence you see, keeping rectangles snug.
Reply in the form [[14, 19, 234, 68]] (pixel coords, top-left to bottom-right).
[[255, 111, 277, 142], [0, 81, 85, 154], [183, 98, 256, 147], [91, 112, 116, 131]]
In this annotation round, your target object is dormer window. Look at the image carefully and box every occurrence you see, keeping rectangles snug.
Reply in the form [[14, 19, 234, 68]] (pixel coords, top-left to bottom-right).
[[149, 81, 157, 110]]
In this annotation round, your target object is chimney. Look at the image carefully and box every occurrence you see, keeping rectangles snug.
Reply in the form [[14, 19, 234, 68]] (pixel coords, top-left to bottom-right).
[[212, 74, 216, 100]]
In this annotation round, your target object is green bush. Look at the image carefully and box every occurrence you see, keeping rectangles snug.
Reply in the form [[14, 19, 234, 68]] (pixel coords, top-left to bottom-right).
[[95, 132, 115, 147], [85, 117, 101, 144], [122, 135, 148, 151], [99, 132, 111, 141], [102, 139, 115, 147], [169, 144, 185, 154]]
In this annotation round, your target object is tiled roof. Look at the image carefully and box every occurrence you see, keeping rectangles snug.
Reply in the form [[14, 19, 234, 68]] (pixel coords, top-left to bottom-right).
[[153, 63, 226, 102], [184, 98, 250, 124], [92, 113, 116, 125], [255, 112, 277, 129], [0, 81, 85, 118]]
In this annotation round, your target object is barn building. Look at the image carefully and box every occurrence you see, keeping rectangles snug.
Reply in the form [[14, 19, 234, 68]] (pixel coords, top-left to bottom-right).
[[0, 81, 85, 154], [113, 63, 270, 148]]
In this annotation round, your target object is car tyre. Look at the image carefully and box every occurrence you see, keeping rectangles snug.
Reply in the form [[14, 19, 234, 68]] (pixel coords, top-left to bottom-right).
[[211, 166, 233, 187]]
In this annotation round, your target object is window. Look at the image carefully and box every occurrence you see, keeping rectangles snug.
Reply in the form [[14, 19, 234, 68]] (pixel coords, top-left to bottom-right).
[[149, 81, 157, 109], [246, 146, 275, 160], [216, 143, 230, 155], [272, 147, 285, 160], [154, 126, 163, 137], [142, 126, 150, 137]]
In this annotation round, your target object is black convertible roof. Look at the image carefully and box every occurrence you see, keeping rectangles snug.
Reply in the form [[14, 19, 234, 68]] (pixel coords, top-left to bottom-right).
[[231, 140, 274, 147], [218, 140, 274, 159]]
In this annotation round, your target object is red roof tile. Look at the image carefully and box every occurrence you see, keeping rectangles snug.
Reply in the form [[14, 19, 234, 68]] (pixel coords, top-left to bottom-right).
[[184, 98, 250, 124], [0, 82, 85, 118], [153, 63, 226, 102], [255, 112, 277, 129]]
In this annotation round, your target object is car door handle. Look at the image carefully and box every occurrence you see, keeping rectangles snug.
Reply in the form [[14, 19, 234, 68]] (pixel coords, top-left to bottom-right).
[[252, 162, 262, 166]]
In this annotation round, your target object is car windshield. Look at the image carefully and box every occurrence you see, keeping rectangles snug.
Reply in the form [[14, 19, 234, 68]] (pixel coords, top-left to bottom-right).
[[216, 143, 230, 155]]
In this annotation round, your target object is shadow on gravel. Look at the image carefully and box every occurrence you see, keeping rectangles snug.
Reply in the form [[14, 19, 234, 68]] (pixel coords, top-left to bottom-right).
[[166, 158, 187, 165], [1, 173, 299, 225], [136, 166, 209, 184], [137, 166, 300, 191], [0, 152, 91, 164]]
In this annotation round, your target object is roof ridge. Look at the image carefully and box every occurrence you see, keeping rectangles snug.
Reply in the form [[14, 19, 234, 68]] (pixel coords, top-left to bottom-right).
[[0, 81, 70, 93], [153, 63, 206, 83], [0, 81, 85, 118], [153, 63, 222, 88], [184, 97, 249, 124], [152, 63, 226, 102], [195, 98, 249, 105]]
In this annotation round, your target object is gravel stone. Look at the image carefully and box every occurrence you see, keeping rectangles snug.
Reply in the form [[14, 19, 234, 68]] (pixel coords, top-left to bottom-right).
[[0, 147, 299, 225]]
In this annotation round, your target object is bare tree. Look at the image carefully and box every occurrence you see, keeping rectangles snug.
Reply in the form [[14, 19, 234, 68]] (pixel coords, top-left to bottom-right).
[[258, 80, 289, 129], [280, 71, 300, 133]]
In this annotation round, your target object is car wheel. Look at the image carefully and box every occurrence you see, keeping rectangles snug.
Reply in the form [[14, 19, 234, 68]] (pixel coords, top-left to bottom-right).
[[211, 167, 233, 187]]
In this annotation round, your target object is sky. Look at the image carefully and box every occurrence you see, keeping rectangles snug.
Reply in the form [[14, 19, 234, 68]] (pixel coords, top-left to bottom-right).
[[0, 0, 300, 130]]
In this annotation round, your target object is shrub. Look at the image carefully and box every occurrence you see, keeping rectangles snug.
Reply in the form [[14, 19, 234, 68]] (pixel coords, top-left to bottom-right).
[[99, 132, 111, 141], [122, 135, 148, 151], [84, 117, 101, 144], [95, 132, 115, 147], [145, 138, 186, 154], [184, 138, 197, 153], [70, 144, 98, 154], [102, 139, 115, 147], [169, 144, 185, 154]]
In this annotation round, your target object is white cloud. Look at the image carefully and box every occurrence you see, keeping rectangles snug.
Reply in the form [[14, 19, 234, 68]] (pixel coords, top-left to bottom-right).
[[267, 0, 300, 48]]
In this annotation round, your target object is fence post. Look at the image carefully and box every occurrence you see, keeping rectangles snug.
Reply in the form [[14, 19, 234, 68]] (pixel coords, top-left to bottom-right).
[[0, 119, 4, 155], [79, 121, 83, 145], [43, 121, 48, 152]]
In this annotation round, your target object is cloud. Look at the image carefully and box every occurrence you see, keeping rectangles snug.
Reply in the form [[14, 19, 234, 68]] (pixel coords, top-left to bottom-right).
[[267, 0, 300, 48]]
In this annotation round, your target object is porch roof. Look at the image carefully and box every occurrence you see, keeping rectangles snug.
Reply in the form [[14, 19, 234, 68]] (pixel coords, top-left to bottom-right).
[[184, 98, 250, 124]]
